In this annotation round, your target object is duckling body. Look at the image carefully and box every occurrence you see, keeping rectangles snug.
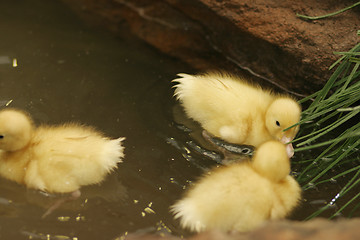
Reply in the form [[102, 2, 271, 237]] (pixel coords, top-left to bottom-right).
[[173, 72, 301, 156], [0, 109, 125, 194], [171, 141, 301, 232]]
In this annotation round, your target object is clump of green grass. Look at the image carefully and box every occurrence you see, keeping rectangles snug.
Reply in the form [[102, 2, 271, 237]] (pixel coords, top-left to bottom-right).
[[292, 31, 360, 219]]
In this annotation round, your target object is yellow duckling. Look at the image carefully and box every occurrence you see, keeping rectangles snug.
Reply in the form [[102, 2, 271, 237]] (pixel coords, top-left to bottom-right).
[[0, 108, 125, 195], [171, 141, 301, 232], [172, 72, 301, 157]]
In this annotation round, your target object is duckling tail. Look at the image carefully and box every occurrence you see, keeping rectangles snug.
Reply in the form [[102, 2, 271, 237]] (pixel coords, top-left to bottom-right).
[[101, 137, 125, 173]]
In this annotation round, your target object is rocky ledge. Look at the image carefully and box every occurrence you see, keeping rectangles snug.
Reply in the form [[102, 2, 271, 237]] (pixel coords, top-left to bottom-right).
[[60, 0, 359, 95], [124, 218, 360, 240]]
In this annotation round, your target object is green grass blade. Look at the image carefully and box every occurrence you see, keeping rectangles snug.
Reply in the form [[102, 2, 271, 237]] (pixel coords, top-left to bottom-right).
[[296, 2, 360, 20]]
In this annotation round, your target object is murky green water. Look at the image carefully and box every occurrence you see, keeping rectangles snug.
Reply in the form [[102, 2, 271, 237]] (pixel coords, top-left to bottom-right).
[[0, 0, 200, 238], [0, 0, 358, 239]]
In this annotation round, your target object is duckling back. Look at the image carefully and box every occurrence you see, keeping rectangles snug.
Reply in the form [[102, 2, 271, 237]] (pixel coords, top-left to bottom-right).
[[173, 73, 274, 145], [24, 124, 125, 193], [173, 72, 273, 123]]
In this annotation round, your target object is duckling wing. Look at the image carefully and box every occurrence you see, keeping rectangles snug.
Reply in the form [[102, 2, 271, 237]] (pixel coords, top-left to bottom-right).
[[25, 156, 80, 193], [270, 176, 301, 219]]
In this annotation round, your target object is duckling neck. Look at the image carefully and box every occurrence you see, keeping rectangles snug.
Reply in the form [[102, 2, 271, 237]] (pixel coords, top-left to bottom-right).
[[245, 114, 271, 147]]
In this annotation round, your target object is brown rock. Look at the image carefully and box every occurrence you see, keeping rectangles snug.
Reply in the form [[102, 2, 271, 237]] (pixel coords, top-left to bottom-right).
[[122, 218, 360, 240], [182, 0, 359, 94], [247, 218, 360, 240], [60, 0, 359, 95]]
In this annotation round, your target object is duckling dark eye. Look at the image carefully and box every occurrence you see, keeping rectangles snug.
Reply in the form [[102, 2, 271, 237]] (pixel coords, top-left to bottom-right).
[[0, 135, 3, 139], [275, 121, 281, 127]]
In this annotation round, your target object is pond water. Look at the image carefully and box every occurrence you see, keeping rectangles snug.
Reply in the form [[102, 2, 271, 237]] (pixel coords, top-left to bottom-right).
[[0, 0, 198, 239], [0, 0, 357, 239]]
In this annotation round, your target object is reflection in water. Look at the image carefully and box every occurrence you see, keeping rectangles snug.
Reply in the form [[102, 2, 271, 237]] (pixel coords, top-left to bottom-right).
[[24, 174, 128, 217], [0, 56, 11, 65]]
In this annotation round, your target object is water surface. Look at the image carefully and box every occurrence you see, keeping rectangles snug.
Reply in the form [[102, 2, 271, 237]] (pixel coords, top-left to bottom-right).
[[0, 1, 201, 239]]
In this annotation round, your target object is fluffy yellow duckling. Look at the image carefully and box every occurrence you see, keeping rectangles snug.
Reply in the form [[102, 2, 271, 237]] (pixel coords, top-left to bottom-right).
[[171, 141, 301, 232], [0, 108, 125, 194], [173, 72, 301, 157]]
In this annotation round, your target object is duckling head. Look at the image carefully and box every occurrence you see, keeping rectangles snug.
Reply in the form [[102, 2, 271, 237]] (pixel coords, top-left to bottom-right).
[[0, 109, 34, 151], [265, 98, 301, 157], [252, 141, 290, 182]]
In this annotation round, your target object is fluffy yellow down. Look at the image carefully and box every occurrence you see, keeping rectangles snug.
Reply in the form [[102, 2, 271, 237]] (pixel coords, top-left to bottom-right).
[[173, 72, 301, 154], [171, 141, 301, 232], [0, 108, 125, 193]]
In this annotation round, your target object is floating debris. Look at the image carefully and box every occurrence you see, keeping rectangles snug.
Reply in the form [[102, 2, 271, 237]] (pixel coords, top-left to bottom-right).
[[115, 231, 128, 240], [57, 216, 71, 222], [75, 214, 85, 222], [156, 220, 172, 235], [144, 207, 155, 214], [141, 202, 156, 217], [12, 58, 18, 67], [21, 231, 76, 240], [0, 100, 13, 107]]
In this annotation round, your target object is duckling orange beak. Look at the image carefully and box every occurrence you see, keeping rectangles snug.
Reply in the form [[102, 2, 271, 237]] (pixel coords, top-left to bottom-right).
[[281, 136, 294, 158]]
